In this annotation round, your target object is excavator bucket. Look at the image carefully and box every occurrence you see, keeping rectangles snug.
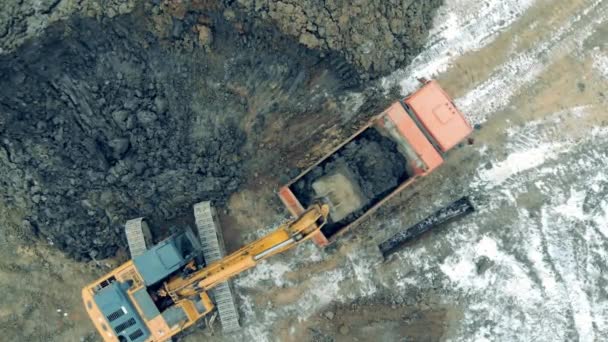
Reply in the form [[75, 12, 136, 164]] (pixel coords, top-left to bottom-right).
[[125, 217, 153, 258], [193, 201, 241, 333]]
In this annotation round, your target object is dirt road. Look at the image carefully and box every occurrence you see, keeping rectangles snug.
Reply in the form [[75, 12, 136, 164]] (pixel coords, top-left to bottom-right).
[[1, 0, 607, 341]]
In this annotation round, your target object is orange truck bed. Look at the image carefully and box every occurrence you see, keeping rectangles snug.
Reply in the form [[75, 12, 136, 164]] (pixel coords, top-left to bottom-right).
[[278, 80, 472, 246]]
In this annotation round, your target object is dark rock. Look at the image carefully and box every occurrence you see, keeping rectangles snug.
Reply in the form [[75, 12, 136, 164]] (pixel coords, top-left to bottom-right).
[[154, 97, 168, 114], [108, 138, 130, 158], [227, 0, 442, 79], [476, 256, 494, 275], [112, 110, 129, 125], [0, 16, 241, 259], [136, 110, 157, 124], [172, 19, 184, 39], [0, 3, 413, 261]]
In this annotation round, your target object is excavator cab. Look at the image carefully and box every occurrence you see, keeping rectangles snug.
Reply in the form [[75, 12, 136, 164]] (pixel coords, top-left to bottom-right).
[[132, 229, 201, 287]]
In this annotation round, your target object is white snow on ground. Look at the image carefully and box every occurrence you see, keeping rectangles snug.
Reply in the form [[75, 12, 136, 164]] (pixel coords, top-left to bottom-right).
[[238, 294, 273, 342], [382, 0, 537, 93], [235, 244, 381, 326], [370, 109, 608, 341], [384, 0, 607, 126], [457, 0, 607, 124], [233, 119, 608, 341], [346, 251, 378, 297], [232, 242, 374, 339], [235, 260, 292, 288], [555, 188, 587, 220], [439, 234, 540, 302], [542, 205, 596, 342], [231, 0, 608, 339], [475, 142, 567, 186], [592, 50, 608, 79], [293, 268, 346, 320], [435, 111, 608, 341]]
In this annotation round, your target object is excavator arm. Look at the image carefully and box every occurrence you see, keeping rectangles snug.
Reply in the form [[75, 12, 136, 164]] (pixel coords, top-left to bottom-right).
[[162, 203, 330, 299]]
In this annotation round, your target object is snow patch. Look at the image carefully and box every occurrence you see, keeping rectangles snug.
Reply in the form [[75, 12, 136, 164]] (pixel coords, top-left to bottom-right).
[[476, 236, 498, 258], [457, 0, 605, 124], [592, 50, 608, 78], [555, 188, 587, 220], [294, 268, 346, 321], [438, 107, 608, 340], [440, 233, 539, 304], [439, 253, 477, 285], [381, 0, 537, 93], [235, 260, 292, 288], [456, 52, 547, 124], [346, 252, 378, 297], [239, 294, 273, 342], [476, 142, 567, 186], [542, 205, 597, 342]]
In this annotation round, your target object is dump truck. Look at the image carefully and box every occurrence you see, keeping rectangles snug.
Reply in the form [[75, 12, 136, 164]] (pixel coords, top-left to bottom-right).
[[278, 79, 472, 246], [82, 79, 472, 342]]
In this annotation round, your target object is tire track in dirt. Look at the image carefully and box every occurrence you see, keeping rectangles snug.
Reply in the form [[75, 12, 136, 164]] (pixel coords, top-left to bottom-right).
[[381, 0, 538, 93], [454, 0, 607, 124]]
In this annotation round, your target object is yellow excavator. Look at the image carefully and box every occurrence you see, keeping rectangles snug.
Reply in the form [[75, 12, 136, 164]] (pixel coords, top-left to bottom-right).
[[82, 202, 329, 342]]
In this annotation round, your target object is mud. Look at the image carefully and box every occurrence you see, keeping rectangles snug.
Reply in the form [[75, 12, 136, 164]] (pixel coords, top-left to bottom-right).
[[0, 6, 357, 260], [291, 127, 409, 237]]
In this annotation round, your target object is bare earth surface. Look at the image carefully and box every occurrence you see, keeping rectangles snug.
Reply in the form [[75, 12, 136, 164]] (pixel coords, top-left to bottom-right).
[[1, 0, 608, 341]]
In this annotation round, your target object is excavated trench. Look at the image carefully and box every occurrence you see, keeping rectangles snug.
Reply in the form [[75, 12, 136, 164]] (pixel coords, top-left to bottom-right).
[[0, 2, 441, 260], [0, 11, 355, 259]]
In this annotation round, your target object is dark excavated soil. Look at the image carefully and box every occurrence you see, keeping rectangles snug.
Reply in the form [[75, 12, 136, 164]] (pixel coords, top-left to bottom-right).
[[292, 128, 410, 237], [0, 10, 354, 259], [228, 0, 444, 79]]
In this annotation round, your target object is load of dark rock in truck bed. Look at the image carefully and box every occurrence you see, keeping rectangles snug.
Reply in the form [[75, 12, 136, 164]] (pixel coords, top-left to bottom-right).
[[292, 127, 410, 237]]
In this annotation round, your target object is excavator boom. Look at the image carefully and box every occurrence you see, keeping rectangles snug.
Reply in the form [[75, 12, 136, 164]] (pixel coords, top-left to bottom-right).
[[165, 203, 329, 298]]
